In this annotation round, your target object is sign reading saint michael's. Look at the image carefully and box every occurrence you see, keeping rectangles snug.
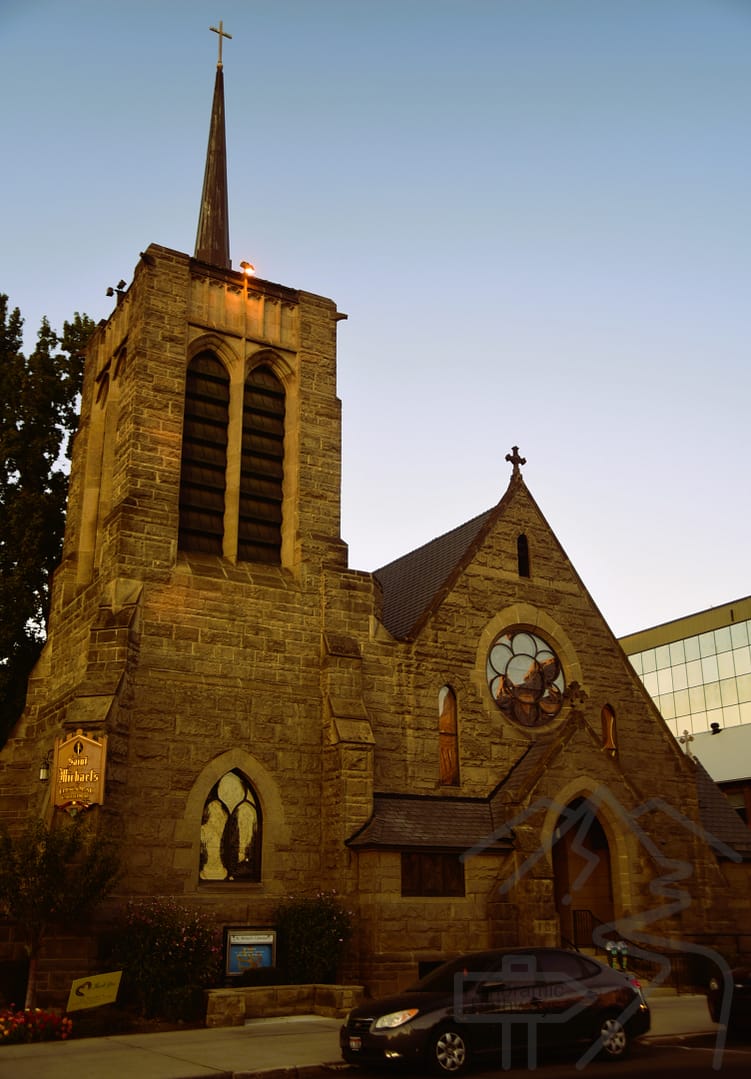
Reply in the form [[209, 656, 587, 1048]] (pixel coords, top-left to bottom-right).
[[52, 728, 107, 810]]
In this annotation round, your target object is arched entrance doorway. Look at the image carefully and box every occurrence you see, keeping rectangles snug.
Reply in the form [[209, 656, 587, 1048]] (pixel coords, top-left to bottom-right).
[[552, 797, 614, 947]]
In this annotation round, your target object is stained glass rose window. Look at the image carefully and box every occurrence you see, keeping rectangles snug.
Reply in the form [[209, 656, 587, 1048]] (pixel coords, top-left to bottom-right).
[[487, 628, 565, 727]]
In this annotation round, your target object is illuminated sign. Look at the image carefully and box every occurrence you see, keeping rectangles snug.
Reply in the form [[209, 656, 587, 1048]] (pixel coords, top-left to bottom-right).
[[225, 929, 276, 975], [52, 728, 107, 810]]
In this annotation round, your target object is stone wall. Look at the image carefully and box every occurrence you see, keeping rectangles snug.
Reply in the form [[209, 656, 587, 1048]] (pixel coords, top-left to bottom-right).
[[205, 983, 364, 1027]]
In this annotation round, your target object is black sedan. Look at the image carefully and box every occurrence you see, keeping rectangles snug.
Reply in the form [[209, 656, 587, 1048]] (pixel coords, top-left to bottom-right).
[[340, 947, 650, 1074], [707, 966, 751, 1031]]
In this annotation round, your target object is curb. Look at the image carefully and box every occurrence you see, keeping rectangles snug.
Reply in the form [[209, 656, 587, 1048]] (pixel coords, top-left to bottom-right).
[[232, 1066, 350, 1079]]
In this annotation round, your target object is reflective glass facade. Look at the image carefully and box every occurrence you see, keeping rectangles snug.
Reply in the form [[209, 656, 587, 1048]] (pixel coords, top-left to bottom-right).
[[626, 617, 751, 738]]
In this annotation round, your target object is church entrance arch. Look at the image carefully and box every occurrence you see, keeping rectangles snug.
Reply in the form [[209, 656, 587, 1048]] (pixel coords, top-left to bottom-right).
[[552, 797, 615, 948]]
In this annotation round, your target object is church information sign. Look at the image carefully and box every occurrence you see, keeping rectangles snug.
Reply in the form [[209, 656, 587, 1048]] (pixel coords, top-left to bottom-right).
[[225, 929, 276, 976], [52, 729, 107, 810]]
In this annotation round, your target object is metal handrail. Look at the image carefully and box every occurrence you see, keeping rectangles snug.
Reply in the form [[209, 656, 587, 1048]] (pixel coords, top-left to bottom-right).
[[569, 908, 713, 992]]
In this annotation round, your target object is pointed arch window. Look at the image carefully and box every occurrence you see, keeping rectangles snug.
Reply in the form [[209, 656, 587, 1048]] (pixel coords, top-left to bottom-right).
[[179, 352, 229, 554], [601, 704, 617, 755], [239, 365, 285, 564], [438, 685, 460, 786], [200, 770, 262, 882]]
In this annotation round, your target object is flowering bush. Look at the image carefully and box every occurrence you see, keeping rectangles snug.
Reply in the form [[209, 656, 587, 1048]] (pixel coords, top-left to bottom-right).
[[108, 898, 221, 1019], [275, 890, 354, 983], [0, 1007, 73, 1044]]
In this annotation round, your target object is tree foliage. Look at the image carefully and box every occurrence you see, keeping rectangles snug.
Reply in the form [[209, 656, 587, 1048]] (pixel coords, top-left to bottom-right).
[[107, 898, 221, 1019], [0, 817, 121, 1009], [274, 890, 354, 983], [0, 295, 94, 745]]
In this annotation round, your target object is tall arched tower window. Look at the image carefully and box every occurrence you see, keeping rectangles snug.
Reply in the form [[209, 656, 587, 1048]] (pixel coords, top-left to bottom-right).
[[179, 352, 229, 554], [239, 365, 285, 564], [199, 769, 262, 882]]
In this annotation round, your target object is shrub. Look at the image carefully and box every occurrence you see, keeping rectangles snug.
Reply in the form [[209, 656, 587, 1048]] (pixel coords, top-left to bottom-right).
[[275, 890, 354, 984], [108, 898, 221, 1019], [0, 1006, 72, 1044]]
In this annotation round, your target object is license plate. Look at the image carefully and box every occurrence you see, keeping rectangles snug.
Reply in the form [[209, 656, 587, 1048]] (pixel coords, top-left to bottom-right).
[[349, 1036, 362, 1051]]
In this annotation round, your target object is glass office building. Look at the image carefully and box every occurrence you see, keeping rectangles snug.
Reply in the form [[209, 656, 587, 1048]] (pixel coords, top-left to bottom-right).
[[619, 596, 751, 740]]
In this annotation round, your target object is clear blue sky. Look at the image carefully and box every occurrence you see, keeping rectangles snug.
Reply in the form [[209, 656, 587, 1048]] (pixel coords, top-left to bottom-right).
[[1, 0, 749, 637]]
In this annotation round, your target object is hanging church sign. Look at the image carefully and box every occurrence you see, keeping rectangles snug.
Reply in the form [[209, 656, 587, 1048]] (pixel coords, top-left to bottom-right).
[[52, 729, 107, 811]]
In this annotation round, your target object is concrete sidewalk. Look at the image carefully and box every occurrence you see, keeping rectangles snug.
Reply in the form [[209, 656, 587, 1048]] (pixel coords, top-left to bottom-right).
[[0, 995, 720, 1079]]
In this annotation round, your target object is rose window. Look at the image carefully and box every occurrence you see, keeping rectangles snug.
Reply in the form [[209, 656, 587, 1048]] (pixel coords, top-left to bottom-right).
[[487, 629, 565, 727]]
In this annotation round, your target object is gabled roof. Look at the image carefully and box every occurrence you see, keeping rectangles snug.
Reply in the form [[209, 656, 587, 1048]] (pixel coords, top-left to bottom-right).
[[345, 741, 751, 863], [693, 758, 751, 860], [374, 507, 495, 639], [489, 739, 558, 810]]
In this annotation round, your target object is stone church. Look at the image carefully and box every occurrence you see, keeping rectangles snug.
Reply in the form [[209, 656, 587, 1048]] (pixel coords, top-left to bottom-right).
[[1, 41, 749, 1002]]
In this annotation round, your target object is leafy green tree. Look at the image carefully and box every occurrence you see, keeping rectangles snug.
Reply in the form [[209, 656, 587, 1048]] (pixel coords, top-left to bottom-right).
[[0, 817, 121, 1009], [0, 295, 94, 746]]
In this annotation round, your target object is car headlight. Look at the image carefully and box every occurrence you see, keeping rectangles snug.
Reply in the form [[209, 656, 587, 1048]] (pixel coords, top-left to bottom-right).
[[373, 1008, 419, 1029]]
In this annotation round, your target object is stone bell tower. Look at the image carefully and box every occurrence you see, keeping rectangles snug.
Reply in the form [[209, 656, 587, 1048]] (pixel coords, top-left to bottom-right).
[[1, 25, 375, 925]]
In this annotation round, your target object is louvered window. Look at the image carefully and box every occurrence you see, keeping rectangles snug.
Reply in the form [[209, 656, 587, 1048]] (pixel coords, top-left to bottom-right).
[[238, 366, 285, 564], [178, 353, 229, 554]]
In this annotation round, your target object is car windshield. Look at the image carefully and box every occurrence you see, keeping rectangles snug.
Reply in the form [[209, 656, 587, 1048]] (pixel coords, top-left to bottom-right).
[[407, 954, 496, 994]]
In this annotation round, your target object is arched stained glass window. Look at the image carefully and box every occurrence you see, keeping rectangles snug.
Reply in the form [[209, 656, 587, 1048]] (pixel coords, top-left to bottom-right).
[[601, 704, 617, 754], [238, 365, 285, 564], [200, 770, 262, 882], [178, 353, 229, 554], [438, 685, 460, 786]]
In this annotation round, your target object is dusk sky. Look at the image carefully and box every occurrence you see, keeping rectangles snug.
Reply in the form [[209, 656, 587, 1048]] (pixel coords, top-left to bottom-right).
[[1, 0, 749, 638]]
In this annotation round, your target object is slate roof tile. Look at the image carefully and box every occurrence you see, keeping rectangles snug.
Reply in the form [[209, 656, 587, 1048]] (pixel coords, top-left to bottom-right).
[[346, 793, 512, 851], [374, 509, 494, 639], [693, 759, 751, 860]]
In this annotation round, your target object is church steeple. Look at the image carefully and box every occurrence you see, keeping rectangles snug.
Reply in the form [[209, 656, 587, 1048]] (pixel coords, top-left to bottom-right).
[[194, 22, 232, 269]]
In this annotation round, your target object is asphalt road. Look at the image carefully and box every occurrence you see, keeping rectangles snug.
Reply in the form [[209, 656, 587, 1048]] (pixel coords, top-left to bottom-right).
[[336, 1033, 751, 1078]]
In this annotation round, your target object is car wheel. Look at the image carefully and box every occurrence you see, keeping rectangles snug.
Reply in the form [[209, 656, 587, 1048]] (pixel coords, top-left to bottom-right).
[[430, 1026, 470, 1075], [595, 1012, 630, 1060]]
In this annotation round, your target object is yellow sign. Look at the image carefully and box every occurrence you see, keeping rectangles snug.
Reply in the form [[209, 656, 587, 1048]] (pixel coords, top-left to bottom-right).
[[52, 728, 107, 810], [66, 970, 122, 1012]]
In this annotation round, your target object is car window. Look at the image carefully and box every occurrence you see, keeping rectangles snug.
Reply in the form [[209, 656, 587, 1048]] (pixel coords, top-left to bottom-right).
[[408, 953, 498, 993], [535, 951, 596, 980]]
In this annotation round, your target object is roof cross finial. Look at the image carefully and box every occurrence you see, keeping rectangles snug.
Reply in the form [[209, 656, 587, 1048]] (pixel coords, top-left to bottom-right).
[[210, 21, 232, 68], [505, 445, 526, 478]]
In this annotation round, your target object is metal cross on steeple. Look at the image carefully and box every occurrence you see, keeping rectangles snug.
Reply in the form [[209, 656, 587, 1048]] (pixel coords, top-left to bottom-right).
[[505, 445, 526, 478], [210, 21, 232, 68]]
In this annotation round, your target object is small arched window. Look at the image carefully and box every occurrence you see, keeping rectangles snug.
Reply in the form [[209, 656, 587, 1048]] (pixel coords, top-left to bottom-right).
[[199, 770, 262, 882], [178, 352, 229, 554], [601, 704, 617, 755], [238, 365, 285, 564], [438, 685, 460, 786], [517, 533, 530, 577]]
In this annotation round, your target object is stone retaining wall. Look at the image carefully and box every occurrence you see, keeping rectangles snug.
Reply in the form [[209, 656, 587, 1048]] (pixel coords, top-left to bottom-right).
[[205, 983, 364, 1027]]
